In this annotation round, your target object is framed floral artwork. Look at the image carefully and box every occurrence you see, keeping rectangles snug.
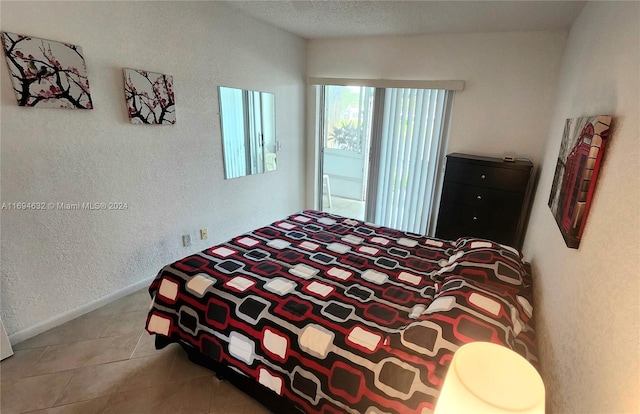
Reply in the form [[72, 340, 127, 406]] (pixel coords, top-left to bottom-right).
[[1, 32, 93, 109], [123, 68, 175, 125], [548, 115, 611, 248]]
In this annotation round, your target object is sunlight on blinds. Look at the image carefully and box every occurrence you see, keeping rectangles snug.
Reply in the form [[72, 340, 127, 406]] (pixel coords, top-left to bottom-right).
[[375, 88, 450, 234]]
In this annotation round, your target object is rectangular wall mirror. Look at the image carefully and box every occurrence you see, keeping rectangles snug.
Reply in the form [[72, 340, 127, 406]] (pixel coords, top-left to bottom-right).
[[218, 86, 276, 179]]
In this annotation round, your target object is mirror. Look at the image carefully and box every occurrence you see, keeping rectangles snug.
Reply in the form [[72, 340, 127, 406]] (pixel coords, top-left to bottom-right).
[[218, 86, 276, 179]]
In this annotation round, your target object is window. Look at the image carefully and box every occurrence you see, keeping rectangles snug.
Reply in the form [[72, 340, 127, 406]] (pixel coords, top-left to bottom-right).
[[315, 79, 459, 235]]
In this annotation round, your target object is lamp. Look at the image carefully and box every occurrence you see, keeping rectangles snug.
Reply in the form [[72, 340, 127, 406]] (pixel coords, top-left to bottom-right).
[[435, 342, 545, 414]]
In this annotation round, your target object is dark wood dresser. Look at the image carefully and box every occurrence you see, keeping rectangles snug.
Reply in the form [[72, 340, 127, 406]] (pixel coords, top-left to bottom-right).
[[435, 153, 533, 249]]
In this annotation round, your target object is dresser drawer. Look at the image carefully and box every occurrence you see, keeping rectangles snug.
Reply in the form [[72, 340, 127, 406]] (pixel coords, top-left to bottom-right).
[[441, 182, 524, 211], [435, 203, 520, 246], [444, 161, 530, 192]]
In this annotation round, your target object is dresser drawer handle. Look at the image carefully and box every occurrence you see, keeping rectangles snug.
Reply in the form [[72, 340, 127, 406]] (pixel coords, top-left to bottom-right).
[[480, 174, 486, 179], [476, 195, 482, 200]]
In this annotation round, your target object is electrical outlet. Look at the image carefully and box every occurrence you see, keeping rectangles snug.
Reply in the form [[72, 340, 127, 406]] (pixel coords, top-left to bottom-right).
[[200, 228, 208, 240], [182, 234, 191, 247]]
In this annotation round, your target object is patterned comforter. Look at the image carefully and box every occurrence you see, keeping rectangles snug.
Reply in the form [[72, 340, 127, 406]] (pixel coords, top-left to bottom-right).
[[146, 210, 537, 413]]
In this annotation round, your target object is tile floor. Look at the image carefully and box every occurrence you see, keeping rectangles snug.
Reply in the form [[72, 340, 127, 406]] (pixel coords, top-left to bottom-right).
[[0, 289, 271, 414], [323, 195, 366, 221]]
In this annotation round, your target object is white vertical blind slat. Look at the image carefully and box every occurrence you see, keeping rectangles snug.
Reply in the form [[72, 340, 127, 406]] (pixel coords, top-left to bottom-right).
[[412, 90, 436, 232], [407, 89, 431, 229], [404, 89, 427, 231], [384, 89, 404, 224], [419, 90, 447, 231], [390, 89, 405, 228], [377, 88, 395, 219], [395, 88, 417, 228]]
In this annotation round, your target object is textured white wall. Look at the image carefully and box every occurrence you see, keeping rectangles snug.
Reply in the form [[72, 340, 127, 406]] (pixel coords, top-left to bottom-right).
[[522, 2, 639, 413], [0, 1, 306, 337], [307, 31, 567, 165]]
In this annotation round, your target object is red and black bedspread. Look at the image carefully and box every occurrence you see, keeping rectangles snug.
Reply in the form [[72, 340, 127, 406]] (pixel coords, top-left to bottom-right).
[[146, 210, 537, 413]]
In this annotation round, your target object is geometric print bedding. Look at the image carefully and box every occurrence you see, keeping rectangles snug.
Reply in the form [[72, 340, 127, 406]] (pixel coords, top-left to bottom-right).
[[146, 210, 538, 413]]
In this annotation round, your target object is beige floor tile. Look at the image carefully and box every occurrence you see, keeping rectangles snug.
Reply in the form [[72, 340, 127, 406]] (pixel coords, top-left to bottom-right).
[[85, 289, 151, 319], [100, 310, 149, 338], [54, 347, 177, 406], [13, 314, 114, 351], [0, 370, 74, 414], [130, 330, 178, 359], [25, 395, 110, 414], [52, 359, 132, 406], [1, 285, 273, 414], [131, 330, 157, 358], [209, 396, 272, 414], [114, 347, 178, 393], [0, 346, 49, 381], [237, 399, 273, 414], [83, 332, 141, 366], [243, 398, 273, 414], [32, 332, 140, 376], [103, 376, 215, 414], [169, 347, 215, 382], [209, 380, 257, 412]]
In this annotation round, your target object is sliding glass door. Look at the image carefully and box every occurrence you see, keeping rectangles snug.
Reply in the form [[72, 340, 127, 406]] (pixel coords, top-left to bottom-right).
[[319, 85, 375, 220], [318, 84, 454, 235]]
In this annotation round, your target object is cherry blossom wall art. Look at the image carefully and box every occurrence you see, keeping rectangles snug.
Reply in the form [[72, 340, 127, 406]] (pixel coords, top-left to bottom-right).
[[123, 68, 176, 125], [1, 32, 93, 109]]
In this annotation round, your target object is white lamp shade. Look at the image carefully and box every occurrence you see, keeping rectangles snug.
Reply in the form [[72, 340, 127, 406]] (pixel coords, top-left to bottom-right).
[[435, 342, 545, 414]]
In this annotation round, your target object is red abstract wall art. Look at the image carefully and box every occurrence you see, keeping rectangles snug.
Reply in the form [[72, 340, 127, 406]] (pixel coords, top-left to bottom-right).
[[548, 116, 611, 248]]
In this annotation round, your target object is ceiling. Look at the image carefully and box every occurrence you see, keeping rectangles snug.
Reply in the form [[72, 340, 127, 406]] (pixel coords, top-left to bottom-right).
[[224, 0, 586, 39]]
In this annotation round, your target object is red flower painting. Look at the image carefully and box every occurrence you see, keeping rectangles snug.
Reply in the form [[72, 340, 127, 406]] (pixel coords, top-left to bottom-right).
[[1, 32, 93, 109], [123, 68, 175, 125]]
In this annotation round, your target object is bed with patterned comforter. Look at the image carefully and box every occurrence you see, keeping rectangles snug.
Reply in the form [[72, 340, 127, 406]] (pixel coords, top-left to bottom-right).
[[145, 210, 537, 413]]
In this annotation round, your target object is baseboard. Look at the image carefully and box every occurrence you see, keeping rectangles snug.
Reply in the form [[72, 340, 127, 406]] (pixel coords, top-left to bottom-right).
[[8, 276, 154, 346]]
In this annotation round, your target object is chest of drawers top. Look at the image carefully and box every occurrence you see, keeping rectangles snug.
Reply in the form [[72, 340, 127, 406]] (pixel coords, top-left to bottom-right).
[[444, 153, 532, 192]]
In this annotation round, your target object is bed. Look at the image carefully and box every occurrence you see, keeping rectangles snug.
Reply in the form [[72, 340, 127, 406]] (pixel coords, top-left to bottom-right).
[[145, 210, 538, 413]]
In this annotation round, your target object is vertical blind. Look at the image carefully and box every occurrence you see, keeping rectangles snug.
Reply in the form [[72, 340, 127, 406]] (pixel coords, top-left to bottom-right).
[[373, 88, 452, 234], [247, 91, 263, 174], [220, 90, 272, 178]]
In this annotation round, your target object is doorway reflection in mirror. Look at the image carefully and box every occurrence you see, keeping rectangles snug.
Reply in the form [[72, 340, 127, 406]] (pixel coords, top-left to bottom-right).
[[219, 86, 276, 179]]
